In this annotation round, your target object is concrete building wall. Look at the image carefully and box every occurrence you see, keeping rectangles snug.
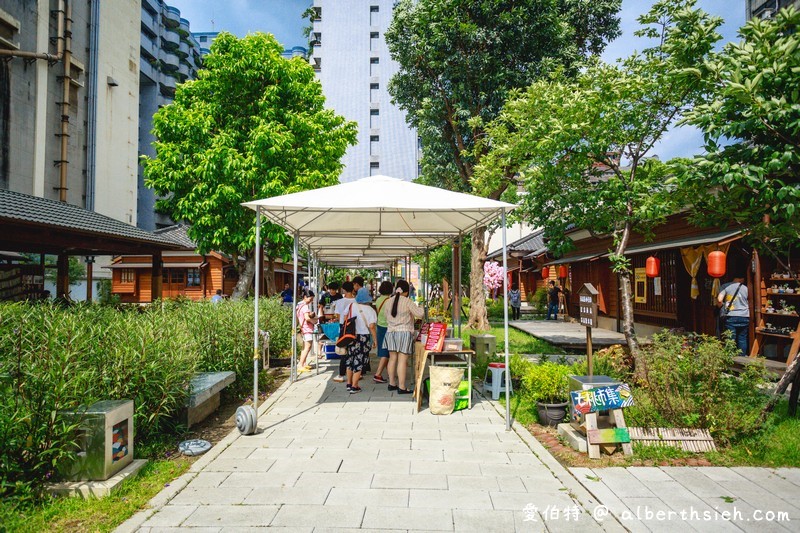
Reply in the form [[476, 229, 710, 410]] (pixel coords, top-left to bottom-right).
[[310, 0, 419, 183], [93, 0, 140, 225], [746, 0, 800, 20], [0, 0, 90, 207]]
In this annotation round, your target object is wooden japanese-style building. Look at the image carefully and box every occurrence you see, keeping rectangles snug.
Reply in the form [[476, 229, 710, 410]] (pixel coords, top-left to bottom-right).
[[546, 214, 748, 339], [108, 225, 304, 303], [0, 188, 181, 301]]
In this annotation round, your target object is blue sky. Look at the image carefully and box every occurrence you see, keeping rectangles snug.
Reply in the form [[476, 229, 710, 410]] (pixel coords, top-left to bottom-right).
[[168, 0, 747, 161]]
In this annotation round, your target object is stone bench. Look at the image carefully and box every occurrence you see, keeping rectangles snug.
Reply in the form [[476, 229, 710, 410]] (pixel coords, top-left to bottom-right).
[[185, 371, 236, 428]]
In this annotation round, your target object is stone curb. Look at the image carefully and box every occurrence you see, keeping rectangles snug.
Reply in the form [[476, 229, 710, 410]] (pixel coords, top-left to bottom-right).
[[114, 374, 295, 533], [477, 386, 627, 532]]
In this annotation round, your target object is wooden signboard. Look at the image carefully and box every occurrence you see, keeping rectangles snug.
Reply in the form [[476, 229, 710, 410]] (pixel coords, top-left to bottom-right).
[[588, 427, 631, 445], [424, 322, 447, 352], [578, 284, 599, 328], [634, 268, 647, 304], [570, 383, 634, 419]]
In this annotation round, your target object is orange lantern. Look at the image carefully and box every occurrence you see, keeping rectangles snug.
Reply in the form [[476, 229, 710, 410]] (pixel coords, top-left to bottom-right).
[[645, 256, 660, 278], [541, 266, 550, 279], [707, 250, 726, 278], [558, 265, 568, 279]]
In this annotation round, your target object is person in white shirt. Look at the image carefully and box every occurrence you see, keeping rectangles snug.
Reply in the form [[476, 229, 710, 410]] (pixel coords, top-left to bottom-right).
[[382, 279, 424, 395], [332, 281, 357, 383]]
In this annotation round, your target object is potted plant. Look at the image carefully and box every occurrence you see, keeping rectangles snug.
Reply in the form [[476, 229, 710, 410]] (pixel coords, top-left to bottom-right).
[[523, 362, 570, 426], [765, 299, 775, 313]]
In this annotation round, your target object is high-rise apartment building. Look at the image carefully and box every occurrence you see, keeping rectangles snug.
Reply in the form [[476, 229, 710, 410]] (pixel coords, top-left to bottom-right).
[[192, 31, 307, 60], [746, 0, 800, 19], [137, 0, 203, 230], [308, 0, 419, 182], [0, 0, 140, 224]]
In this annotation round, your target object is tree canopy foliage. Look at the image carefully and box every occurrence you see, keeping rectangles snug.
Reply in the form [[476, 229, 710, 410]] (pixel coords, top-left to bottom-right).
[[386, 0, 622, 328], [676, 6, 800, 248], [475, 0, 722, 359], [143, 33, 357, 298]]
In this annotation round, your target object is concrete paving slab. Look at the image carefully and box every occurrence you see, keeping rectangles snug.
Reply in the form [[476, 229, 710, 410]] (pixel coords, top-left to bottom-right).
[[409, 488, 493, 510], [242, 484, 331, 505], [372, 472, 449, 490], [270, 504, 365, 528], [447, 475, 500, 491], [182, 504, 280, 527], [169, 486, 253, 506], [326, 487, 409, 507], [141, 505, 198, 528], [219, 471, 300, 488], [293, 471, 374, 490], [361, 506, 453, 531]]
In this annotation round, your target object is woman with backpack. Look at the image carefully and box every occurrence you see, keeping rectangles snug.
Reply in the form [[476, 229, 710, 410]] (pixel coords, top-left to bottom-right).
[[382, 279, 424, 395]]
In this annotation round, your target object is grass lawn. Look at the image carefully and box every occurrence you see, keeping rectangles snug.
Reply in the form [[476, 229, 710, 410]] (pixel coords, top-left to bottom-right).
[[498, 393, 800, 468], [0, 459, 191, 532], [457, 324, 563, 355]]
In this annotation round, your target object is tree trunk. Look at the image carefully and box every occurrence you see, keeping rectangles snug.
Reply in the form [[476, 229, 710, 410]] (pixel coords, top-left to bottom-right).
[[231, 252, 255, 300], [467, 226, 490, 330], [614, 220, 642, 378]]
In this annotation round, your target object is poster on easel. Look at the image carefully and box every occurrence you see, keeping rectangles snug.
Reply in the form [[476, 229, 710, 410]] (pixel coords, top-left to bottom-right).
[[424, 322, 447, 351]]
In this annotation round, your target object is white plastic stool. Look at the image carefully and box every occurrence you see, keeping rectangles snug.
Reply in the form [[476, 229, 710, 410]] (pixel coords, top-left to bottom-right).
[[483, 362, 512, 400]]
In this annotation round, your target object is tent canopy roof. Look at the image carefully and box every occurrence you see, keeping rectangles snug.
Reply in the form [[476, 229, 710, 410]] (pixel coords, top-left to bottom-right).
[[243, 175, 515, 265]]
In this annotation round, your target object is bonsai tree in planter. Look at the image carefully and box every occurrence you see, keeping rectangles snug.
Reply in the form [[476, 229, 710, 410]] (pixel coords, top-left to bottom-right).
[[523, 362, 570, 426]]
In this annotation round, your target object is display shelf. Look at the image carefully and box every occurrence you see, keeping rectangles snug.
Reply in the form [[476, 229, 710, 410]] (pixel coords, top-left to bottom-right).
[[756, 329, 795, 339], [766, 291, 800, 296], [762, 311, 799, 317]]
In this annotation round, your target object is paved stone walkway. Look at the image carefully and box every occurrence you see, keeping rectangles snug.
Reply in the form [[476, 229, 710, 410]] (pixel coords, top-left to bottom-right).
[[119, 359, 615, 532], [510, 320, 628, 350], [572, 466, 800, 533]]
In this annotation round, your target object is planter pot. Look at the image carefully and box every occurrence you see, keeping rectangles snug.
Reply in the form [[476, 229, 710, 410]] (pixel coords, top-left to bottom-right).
[[536, 401, 569, 427]]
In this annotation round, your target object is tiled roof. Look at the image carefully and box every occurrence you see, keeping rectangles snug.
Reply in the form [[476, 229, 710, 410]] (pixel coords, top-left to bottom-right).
[[488, 229, 547, 259], [154, 224, 197, 250], [0, 188, 178, 247]]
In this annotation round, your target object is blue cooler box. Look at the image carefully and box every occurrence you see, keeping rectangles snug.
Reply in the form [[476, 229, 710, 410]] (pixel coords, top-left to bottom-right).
[[322, 342, 339, 359]]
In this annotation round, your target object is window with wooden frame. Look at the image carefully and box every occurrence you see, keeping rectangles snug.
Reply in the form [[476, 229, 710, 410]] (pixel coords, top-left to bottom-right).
[[632, 250, 678, 324], [186, 268, 201, 287], [171, 270, 185, 284], [120, 269, 135, 284]]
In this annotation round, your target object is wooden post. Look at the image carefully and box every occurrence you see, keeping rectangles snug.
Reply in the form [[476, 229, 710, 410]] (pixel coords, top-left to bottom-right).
[[151, 251, 163, 303], [585, 412, 601, 459], [587, 327, 593, 378], [56, 253, 69, 299], [85, 257, 94, 302]]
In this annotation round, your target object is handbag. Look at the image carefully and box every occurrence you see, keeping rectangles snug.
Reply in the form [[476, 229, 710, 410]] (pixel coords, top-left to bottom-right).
[[336, 304, 357, 348]]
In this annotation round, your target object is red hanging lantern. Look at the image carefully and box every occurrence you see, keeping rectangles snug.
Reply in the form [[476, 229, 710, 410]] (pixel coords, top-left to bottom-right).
[[558, 265, 568, 279], [707, 250, 726, 278], [645, 256, 660, 278], [541, 266, 550, 279]]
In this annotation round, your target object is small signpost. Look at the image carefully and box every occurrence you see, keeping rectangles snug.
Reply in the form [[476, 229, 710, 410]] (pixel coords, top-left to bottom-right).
[[578, 283, 599, 377], [570, 383, 635, 458]]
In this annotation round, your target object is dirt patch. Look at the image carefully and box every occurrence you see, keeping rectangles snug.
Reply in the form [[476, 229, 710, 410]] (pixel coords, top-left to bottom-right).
[[527, 423, 714, 468]]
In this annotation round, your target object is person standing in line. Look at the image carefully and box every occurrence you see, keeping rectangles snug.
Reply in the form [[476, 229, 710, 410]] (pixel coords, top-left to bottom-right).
[[347, 290, 378, 393], [318, 281, 342, 317], [296, 289, 318, 373], [717, 272, 750, 356], [351, 276, 371, 373], [383, 279, 424, 395], [372, 280, 394, 384], [509, 283, 522, 320], [546, 280, 560, 320], [332, 281, 357, 384]]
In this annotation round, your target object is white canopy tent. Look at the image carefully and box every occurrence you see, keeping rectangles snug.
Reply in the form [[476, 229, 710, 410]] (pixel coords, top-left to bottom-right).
[[243, 175, 517, 429]]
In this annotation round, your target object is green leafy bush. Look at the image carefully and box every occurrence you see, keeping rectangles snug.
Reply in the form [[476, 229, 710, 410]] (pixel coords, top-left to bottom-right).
[[528, 287, 548, 313], [0, 298, 290, 504], [522, 362, 570, 404], [624, 332, 769, 446], [570, 344, 632, 382]]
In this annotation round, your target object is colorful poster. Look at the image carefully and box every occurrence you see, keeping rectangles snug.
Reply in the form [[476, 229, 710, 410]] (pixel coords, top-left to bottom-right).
[[424, 322, 447, 351], [571, 383, 634, 418]]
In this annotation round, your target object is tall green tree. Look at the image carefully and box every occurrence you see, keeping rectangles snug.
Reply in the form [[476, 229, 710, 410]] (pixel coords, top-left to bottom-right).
[[143, 33, 357, 299], [677, 6, 800, 252], [474, 0, 721, 364], [386, 0, 622, 330]]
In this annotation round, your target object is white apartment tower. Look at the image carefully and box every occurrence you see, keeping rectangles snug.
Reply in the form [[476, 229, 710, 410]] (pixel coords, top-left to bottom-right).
[[309, 0, 419, 182]]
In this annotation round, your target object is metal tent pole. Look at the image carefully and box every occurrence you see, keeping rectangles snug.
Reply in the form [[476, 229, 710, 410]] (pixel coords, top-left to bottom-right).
[[291, 232, 299, 382], [501, 209, 511, 431], [253, 211, 261, 412]]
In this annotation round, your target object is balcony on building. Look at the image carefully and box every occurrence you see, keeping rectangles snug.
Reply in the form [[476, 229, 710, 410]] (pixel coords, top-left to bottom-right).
[[163, 27, 180, 48], [160, 48, 180, 72], [177, 39, 189, 59], [163, 5, 181, 28], [141, 6, 157, 34], [179, 17, 191, 37], [160, 73, 177, 91], [139, 58, 157, 83], [140, 33, 157, 61], [141, 0, 159, 16], [178, 61, 189, 77]]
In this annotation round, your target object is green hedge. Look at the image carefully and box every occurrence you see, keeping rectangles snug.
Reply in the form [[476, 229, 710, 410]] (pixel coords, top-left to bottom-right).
[[0, 298, 290, 504]]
